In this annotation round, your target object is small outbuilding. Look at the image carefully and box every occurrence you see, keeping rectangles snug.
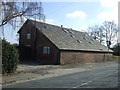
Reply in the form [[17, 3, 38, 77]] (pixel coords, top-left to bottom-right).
[[18, 19, 113, 65]]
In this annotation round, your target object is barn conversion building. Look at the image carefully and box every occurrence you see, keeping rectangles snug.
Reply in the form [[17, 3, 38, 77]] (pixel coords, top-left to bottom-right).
[[18, 19, 113, 65]]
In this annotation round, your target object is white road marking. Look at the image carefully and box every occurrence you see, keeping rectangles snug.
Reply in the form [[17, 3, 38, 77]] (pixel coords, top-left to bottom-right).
[[80, 83, 88, 86], [106, 71, 118, 77], [73, 81, 93, 88], [72, 71, 118, 88]]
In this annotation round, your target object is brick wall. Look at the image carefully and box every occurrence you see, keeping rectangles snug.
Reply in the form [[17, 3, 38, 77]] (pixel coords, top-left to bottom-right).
[[19, 21, 36, 60], [35, 30, 60, 65], [19, 21, 60, 64], [60, 51, 113, 65]]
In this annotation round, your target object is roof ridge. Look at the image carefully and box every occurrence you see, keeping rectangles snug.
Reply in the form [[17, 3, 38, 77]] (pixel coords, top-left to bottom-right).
[[27, 19, 84, 34]]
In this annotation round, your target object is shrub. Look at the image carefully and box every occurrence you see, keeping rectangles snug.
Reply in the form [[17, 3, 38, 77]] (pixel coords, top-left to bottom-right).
[[112, 43, 120, 56], [113, 46, 120, 56], [2, 39, 19, 74]]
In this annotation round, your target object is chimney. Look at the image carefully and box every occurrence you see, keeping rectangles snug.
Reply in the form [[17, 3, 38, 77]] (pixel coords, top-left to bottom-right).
[[61, 25, 63, 28]]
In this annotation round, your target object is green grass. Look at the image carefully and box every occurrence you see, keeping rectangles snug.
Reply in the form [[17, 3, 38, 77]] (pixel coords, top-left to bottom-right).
[[113, 56, 120, 61]]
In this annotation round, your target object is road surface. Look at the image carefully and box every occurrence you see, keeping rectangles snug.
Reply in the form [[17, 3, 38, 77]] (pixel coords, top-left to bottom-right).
[[3, 63, 119, 88]]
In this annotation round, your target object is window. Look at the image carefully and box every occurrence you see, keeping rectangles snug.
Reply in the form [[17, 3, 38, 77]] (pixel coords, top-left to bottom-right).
[[43, 25, 49, 30], [26, 45, 30, 47], [63, 29, 69, 33], [91, 38, 94, 41], [27, 33, 31, 39], [77, 40, 82, 43], [89, 41, 93, 45], [84, 34, 88, 37], [43, 46, 50, 54], [68, 30, 74, 34], [83, 37, 87, 40], [70, 35, 75, 38], [44, 26, 47, 29]]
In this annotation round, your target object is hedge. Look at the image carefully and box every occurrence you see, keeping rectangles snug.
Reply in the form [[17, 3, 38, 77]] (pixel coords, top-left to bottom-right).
[[2, 39, 19, 74]]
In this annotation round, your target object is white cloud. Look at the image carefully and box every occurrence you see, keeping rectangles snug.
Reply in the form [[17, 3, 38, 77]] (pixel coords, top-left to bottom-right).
[[78, 25, 89, 32], [99, 0, 119, 8], [97, 10, 118, 23], [98, 0, 119, 24], [66, 10, 87, 19]]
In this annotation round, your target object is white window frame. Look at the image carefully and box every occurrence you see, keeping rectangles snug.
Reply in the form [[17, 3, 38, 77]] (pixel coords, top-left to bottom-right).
[[27, 33, 31, 39], [43, 46, 50, 54]]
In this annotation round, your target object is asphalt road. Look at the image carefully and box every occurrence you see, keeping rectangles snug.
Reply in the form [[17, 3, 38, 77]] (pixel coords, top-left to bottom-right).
[[3, 63, 119, 89]]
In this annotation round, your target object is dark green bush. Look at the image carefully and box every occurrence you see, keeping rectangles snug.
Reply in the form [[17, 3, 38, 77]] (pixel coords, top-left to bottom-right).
[[112, 46, 120, 56], [2, 39, 19, 74]]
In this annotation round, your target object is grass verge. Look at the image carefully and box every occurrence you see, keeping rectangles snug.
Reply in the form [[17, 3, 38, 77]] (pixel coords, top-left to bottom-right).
[[113, 55, 120, 61]]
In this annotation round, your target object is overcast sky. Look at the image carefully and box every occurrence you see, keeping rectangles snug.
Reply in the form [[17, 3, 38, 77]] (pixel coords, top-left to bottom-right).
[[1, 0, 119, 44]]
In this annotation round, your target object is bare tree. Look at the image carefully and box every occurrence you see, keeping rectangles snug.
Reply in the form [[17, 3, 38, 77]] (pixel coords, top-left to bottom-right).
[[101, 21, 118, 49], [87, 21, 118, 49], [0, 1, 45, 28], [88, 25, 105, 44]]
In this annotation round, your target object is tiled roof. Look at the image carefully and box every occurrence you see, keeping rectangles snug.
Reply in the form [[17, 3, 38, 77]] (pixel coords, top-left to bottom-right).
[[25, 19, 113, 52]]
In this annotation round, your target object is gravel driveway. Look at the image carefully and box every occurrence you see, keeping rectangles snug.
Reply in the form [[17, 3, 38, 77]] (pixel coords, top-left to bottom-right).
[[2, 61, 118, 86]]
